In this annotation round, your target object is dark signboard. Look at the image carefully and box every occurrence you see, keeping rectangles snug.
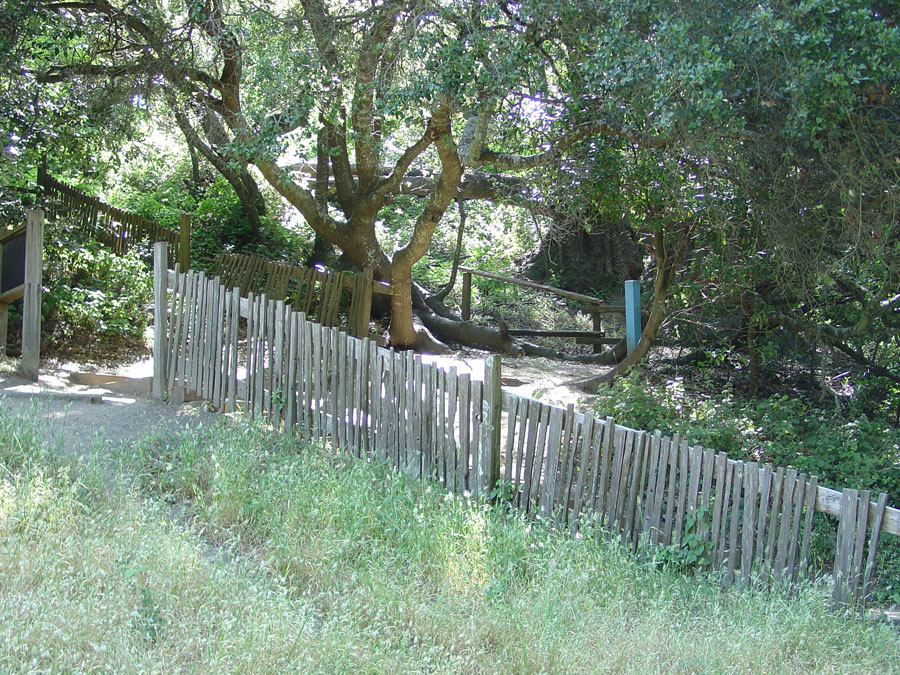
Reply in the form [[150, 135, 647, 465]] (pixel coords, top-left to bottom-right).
[[0, 229, 27, 300]]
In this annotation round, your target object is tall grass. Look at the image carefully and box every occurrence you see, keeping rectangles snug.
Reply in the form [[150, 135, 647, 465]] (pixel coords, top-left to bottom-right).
[[1, 403, 897, 673]]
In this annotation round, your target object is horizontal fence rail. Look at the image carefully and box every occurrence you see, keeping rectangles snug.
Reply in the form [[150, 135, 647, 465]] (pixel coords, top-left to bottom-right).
[[457, 265, 626, 352], [152, 243, 897, 609]]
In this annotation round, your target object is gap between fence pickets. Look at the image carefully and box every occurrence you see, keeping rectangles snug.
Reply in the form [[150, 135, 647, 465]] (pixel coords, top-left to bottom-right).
[[160, 267, 900, 538]]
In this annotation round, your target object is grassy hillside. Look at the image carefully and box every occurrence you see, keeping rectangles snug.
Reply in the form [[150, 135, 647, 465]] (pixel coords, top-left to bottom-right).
[[0, 403, 897, 673]]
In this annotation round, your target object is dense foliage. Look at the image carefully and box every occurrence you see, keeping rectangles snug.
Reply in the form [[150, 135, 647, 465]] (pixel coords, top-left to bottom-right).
[[595, 369, 900, 502], [108, 153, 310, 268], [595, 366, 900, 602], [40, 223, 152, 358], [2, 0, 896, 358]]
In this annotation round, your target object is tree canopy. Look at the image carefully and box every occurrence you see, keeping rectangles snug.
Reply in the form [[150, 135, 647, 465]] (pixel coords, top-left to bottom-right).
[[3, 0, 900, 391]]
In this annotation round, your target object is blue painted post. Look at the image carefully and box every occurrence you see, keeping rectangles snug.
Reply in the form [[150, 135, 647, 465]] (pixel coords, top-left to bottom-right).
[[625, 280, 641, 354]]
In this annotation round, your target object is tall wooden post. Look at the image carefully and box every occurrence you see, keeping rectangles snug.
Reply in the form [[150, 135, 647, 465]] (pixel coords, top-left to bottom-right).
[[153, 242, 168, 399], [591, 312, 603, 353], [179, 213, 191, 271], [461, 270, 472, 321], [625, 280, 641, 354], [0, 302, 8, 357], [480, 354, 502, 498], [21, 209, 43, 379]]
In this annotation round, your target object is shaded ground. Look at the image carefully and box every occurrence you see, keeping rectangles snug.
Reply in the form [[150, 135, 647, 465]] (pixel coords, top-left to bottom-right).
[[0, 356, 220, 457]]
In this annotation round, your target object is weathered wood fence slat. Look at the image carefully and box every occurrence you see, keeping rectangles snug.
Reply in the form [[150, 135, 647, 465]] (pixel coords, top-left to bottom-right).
[[210, 251, 390, 340], [39, 168, 185, 267], [154, 252, 898, 609]]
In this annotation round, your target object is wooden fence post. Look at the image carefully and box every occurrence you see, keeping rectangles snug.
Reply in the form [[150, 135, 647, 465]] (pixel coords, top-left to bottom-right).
[[591, 313, 603, 353], [21, 209, 43, 380], [153, 242, 168, 399], [352, 268, 374, 338], [625, 279, 641, 354], [179, 213, 191, 271], [461, 270, 472, 321], [0, 302, 7, 357], [832, 488, 889, 608], [480, 354, 502, 498]]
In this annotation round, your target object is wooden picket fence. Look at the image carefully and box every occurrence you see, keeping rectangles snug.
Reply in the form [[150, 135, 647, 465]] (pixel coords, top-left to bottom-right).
[[504, 398, 821, 586], [152, 243, 899, 609], [211, 251, 390, 340], [37, 166, 186, 267], [157, 259, 496, 496]]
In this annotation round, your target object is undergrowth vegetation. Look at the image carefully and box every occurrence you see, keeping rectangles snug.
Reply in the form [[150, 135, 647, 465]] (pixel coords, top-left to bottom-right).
[[1, 403, 897, 673], [108, 154, 310, 269], [2, 220, 153, 361], [594, 367, 900, 604], [42, 224, 152, 349]]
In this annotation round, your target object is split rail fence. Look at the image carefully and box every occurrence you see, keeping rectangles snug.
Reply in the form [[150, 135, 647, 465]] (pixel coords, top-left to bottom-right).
[[152, 243, 898, 608]]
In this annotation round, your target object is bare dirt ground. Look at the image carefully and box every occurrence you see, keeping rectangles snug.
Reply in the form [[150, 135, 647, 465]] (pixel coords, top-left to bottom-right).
[[0, 350, 604, 456], [0, 356, 220, 457], [421, 347, 604, 408]]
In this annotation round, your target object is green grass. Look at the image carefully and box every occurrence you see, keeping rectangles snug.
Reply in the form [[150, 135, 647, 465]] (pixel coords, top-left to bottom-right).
[[1, 403, 898, 673]]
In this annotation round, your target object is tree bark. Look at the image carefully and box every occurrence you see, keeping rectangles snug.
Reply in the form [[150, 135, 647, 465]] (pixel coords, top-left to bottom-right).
[[416, 312, 523, 355], [231, 170, 267, 243], [387, 107, 462, 347], [432, 197, 466, 302], [743, 295, 760, 396], [172, 106, 267, 243]]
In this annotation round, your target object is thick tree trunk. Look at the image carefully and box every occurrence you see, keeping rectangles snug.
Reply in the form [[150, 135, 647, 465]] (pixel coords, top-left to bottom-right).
[[172, 107, 268, 245], [389, 268, 419, 347], [387, 107, 462, 347], [416, 311, 523, 355], [418, 293, 629, 362], [528, 213, 644, 292], [186, 142, 202, 197], [307, 234, 339, 268], [231, 169, 267, 243]]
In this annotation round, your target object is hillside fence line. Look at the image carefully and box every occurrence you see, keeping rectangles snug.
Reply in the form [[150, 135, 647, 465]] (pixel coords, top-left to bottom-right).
[[37, 166, 189, 269], [151, 243, 898, 609]]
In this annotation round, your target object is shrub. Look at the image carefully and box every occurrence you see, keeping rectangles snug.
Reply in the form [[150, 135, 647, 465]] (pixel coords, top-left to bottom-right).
[[111, 158, 311, 270], [594, 369, 900, 501], [38, 223, 152, 355], [594, 368, 900, 598]]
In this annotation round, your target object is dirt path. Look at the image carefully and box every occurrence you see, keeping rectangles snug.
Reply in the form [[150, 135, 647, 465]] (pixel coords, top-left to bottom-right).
[[421, 347, 602, 409], [0, 357, 220, 457], [0, 350, 602, 456], [0, 348, 600, 473]]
